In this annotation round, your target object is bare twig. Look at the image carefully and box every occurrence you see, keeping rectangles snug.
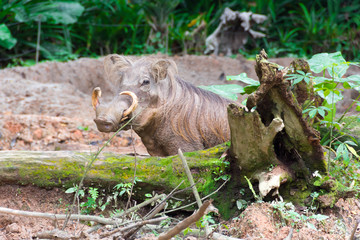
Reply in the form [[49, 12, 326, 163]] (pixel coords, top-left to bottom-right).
[[0, 207, 122, 225], [36, 229, 87, 240], [349, 219, 359, 240], [124, 201, 167, 239], [162, 178, 229, 215], [354, 199, 360, 210], [125, 125, 138, 211], [100, 216, 168, 238], [87, 193, 166, 234], [158, 200, 214, 240], [283, 227, 293, 240], [178, 148, 202, 208], [144, 180, 184, 219], [212, 233, 245, 240], [178, 148, 215, 236], [113, 193, 166, 219]]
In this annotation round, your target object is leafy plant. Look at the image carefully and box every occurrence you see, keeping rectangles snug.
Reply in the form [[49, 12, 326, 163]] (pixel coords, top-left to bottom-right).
[[272, 201, 328, 229], [199, 72, 260, 101], [212, 160, 231, 181], [65, 180, 141, 214]]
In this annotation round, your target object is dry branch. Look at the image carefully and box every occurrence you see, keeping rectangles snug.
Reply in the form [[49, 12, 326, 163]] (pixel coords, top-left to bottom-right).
[[36, 229, 87, 240], [158, 200, 214, 240], [100, 216, 168, 238], [0, 206, 120, 225], [178, 148, 202, 207]]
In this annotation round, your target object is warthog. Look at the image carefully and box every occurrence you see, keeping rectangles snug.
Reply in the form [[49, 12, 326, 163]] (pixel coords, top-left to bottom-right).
[[92, 54, 232, 156]]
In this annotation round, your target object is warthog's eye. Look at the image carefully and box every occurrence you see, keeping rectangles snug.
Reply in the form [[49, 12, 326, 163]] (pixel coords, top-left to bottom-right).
[[141, 80, 150, 86]]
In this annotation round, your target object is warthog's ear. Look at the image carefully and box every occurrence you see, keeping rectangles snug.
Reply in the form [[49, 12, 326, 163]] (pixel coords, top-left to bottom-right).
[[151, 59, 176, 82], [104, 54, 132, 83]]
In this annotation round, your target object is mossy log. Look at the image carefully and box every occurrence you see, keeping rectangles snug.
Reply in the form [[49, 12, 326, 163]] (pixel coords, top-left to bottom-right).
[[0, 145, 226, 198], [228, 50, 327, 198]]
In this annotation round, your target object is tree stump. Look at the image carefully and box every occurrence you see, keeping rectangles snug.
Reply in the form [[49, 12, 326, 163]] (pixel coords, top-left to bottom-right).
[[228, 50, 327, 198]]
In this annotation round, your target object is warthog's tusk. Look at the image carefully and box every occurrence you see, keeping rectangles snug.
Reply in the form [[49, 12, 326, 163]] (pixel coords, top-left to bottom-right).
[[120, 91, 138, 119], [92, 87, 102, 110]]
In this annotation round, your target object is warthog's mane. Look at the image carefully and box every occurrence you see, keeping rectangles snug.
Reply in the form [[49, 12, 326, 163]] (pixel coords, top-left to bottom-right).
[[162, 70, 231, 145]]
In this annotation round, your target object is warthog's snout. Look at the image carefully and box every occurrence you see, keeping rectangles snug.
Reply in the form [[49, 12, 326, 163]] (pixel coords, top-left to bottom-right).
[[92, 87, 139, 133], [93, 118, 115, 132]]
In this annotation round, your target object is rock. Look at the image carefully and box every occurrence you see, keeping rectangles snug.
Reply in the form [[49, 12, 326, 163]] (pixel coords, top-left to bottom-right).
[[6, 223, 20, 233], [57, 129, 70, 142], [19, 128, 33, 143], [33, 128, 43, 140], [70, 129, 83, 141]]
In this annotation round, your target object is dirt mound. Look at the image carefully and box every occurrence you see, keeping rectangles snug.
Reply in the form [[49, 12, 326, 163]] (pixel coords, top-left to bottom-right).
[[226, 201, 359, 240], [0, 113, 147, 154]]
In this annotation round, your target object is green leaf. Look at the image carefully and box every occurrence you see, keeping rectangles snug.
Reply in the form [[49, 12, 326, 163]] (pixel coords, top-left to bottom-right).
[[313, 76, 331, 84], [65, 187, 77, 193], [306, 222, 317, 231], [343, 82, 351, 89], [344, 75, 360, 86], [243, 84, 260, 94], [309, 213, 329, 222], [226, 72, 258, 85], [317, 108, 325, 118], [344, 140, 357, 147], [308, 52, 348, 78], [236, 199, 247, 210], [0, 24, 17, 49], [308, 109, 317, 119], [318, 90, 343, 104], [13, 1, 84, 24], [183, 227, 192, 236], [199, 84, 244, 100], [347, 145, 360, 159], [287, 73, 304, 85]]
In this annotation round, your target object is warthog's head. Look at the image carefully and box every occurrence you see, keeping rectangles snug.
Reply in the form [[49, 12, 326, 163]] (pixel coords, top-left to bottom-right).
[[92, 54, 177, 133]]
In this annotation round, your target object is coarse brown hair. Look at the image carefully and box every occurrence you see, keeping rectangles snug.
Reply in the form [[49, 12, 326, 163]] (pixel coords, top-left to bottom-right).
[[159, 64, 232, 145]]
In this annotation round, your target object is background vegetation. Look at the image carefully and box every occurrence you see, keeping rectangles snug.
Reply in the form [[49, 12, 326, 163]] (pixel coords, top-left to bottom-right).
[[1, 0, 360, 67]]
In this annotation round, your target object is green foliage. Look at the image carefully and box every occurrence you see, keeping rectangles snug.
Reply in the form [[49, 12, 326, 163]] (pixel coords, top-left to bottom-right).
[[272, 201, 329, 230], [65, 179, 141, 214], [0, 24, 17, 49], [1, 0, 360, 66], [287, 52, 360, 190], [212, 160, 230, 181], [244, 176, 262, 201], [199, 72, 259, 101]]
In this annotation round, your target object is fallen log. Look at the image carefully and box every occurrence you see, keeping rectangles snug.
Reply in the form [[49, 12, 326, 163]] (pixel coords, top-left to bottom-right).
[[0, 145, 227, 198]]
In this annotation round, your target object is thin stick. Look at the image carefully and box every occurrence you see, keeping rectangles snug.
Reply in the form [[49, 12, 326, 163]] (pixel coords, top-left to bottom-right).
[[144, 180, 184, 219], [36, 16, 41, 63], [125, 124, 138, 211], [0, 207, 122, 225], [178, 148, 202, 207], [100, 216, 168, 238], [158, 200, 213, 240], [162, 178, 229, 215], [124, 202, 167, 239], [178, 148, 212, 236], [349, 219, 359, 240], [113, 193, 166, 219], [87, 192, 166, 234]]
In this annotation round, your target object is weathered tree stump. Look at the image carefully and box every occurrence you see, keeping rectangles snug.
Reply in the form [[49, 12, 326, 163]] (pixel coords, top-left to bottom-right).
[[228, 50, 327, 198]]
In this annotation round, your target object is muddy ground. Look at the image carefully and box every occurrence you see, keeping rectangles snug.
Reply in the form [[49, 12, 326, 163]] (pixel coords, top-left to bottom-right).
[[0, 54, 359, 239]]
